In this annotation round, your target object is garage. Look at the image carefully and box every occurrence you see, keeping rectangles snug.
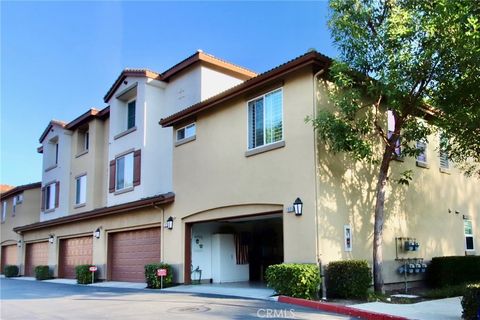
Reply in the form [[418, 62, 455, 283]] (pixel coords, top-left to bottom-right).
[[1, 245, 18, 273], [58, 236, 93, 279], [25, 242, 48, 276], [108, 227, 160, 282]]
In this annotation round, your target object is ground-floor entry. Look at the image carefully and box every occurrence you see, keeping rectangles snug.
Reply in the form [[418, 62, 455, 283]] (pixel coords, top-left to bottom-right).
[[1, 245, 17, 273], [108, 227, 160, 282], [188, 213, 283, 284], [58, 236, 93, 279], [25, 242, 48, 276]]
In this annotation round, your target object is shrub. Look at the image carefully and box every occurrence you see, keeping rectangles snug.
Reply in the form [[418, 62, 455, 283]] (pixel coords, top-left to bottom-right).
[[326, 260, 372, 299], [75, 265, 98, 284], [145, 263, 174, 289], [3, 265, 19, 277], [461, 283, 480, 320], [426, 256, 480, 288], [423, 284, 466, 299], [34, 265, 52, 280], [265, 263, 320, 300]]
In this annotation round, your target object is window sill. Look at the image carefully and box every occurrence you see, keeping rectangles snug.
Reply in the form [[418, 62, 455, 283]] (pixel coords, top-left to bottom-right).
[[45, 164, 58, 172], [74, 203, 86, 209], [114, 186, 134, 195], [44, 208, 55, 213], [114, 126, 137, 140], [416, 161, 429, 169], [465, 250, 476, 256], [439, 167, 451, 174], [245, 141, 285, 157], [175, 135, 196, 147], [75, 150, 89, 158]]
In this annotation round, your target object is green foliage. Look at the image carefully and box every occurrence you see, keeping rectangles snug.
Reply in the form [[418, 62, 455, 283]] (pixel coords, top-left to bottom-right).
[[326, 260, 372, 299], [426, 256, 480, 288], [423, 284, 466, 299], [265, 263, 320, 300], [3, 265, 19, 277], [34, 265, 52, 280], [75, 265, 98, 284], [461, 283, 480, 320], [145, 263, 174, 289]]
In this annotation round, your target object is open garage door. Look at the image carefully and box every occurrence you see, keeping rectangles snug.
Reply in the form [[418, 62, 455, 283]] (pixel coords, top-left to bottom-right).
[[1, 245, 18, 273], [25, 242, 48, 276], [108, 227, 160, 282], [59, 236, 93, 279]]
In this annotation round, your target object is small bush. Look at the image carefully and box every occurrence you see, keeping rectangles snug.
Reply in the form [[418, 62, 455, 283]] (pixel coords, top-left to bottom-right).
[[427, 256, 480, 288], [34, 265, 52, 280], [423, 284, 466, 299], [265, 263, 320, 300], [3, 265, 19, 277], [145, 263, 174, 289], [326, 260, 372, 299], [461, 283, 480, 320], [75, 265, 98, 284]]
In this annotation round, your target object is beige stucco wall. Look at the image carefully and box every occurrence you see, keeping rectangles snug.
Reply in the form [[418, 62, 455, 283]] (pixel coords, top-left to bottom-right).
[[314, 79, 480, 284], [166, 68, 319, 282]]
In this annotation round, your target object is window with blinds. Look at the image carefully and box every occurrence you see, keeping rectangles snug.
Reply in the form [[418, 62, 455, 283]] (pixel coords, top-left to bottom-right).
[[439, 133, 449, 169], [248, 89, 283, 149], [416, 140, 427, 163]]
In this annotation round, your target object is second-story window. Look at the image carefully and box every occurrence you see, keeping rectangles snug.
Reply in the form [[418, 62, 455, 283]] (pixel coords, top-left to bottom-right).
[[1, 201, 6, 223], [77, 127, 89, 154], [12, 194, 23, 215], [176, 123, 196, 142], [75, 175, 87, 205], [416, 140, 427, 163], [127, 100, 136, 130], [248, 88, 283, 149], [116, 152, 134, 191], [439, 132, 449, 170], [55, 142, 59, 165], [45, 183, 56, 210]]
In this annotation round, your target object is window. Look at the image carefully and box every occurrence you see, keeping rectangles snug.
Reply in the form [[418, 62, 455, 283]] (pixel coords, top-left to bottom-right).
[[387, 110, 401, 157], [78, 127, 89, 153], [55, 142, 59, 165], [416, 140, 427, 163], [464, 220, 475, 251], [45, 183, 56, 211], [1, 201, 6, 223], [439, 133, 449, 169], [116, 152, 134, 191], [248, 89, 283, 149], [75, 175, 87, 205], [127, 100, 136, 130], [176, 123, 196, 142], [12, 194, 23, 215]]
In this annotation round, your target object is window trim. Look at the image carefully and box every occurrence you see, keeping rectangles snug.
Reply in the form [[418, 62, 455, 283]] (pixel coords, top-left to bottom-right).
[[115, 151, 134, 192], [44, 182, 57, 212], [176, 123, 196, 144], [246, 87, 284, 151], [1, 201, 6, 223], [127, 99, 136, 130], [75, 174, 87, 206], [464, 220, 475, 252]]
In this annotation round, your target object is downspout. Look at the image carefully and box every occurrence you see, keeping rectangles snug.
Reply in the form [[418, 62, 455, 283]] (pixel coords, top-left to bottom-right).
[[313, 68, 327, 300]]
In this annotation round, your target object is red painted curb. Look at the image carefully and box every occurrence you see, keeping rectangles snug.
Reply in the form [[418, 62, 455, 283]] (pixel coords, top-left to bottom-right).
[[278, 296, 409, 320]]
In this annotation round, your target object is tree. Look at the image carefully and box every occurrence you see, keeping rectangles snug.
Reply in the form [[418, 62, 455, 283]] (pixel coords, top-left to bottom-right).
[[310, 0, 480, 293]]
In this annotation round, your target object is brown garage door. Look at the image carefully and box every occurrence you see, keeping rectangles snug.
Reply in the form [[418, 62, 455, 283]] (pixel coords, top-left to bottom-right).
[[59, 236, 93, 279], [25, 242, 48, 276], [1, 245, 18, 273], [109, 227, 160, 282]]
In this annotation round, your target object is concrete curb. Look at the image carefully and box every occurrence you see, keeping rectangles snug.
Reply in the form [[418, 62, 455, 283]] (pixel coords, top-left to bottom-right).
[[278, 296, 410, 320]]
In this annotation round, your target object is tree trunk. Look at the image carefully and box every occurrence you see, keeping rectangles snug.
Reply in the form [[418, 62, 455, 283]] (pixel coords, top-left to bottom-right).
[[373, 146, 392, 293]]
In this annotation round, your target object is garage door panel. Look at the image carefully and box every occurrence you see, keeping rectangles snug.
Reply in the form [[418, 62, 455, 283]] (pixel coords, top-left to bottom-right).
[[109, 227, 160, 282], [59, 236, 93, 279], [1, 245, 18, 273], [25, 242, 49, 276]]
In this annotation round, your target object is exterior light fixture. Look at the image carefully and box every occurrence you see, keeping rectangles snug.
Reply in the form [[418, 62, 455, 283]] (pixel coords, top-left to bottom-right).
[[49, 235, 55, 244], [293, 197, 303, 216], [94, 228, 101, 239], [166, 216, 174, 230]]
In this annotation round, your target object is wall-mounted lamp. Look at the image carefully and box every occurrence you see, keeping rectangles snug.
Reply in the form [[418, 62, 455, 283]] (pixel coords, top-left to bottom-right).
[[48, 235, 55, 244], [293, 197, 303, 216], [166, 216, 174, 230], [455, 210, 460, 215], [94, 228, 101, 239], [17, 240, 22, 247]]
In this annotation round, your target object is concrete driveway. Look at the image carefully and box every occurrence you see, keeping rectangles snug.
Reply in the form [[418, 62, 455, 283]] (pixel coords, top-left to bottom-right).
[[0, 278, 351, 320]]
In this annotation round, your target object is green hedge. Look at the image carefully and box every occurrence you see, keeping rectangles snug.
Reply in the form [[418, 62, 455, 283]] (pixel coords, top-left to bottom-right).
[[265, 263, 320, 300], [34, 265, 52, 280], [75, 265, 98, 284], [426, 256, 480, 288], [145, 263, 174, 289], [3, 265, 19, 277], [461, 283, 480, 320], [326, 260, 372, 299]]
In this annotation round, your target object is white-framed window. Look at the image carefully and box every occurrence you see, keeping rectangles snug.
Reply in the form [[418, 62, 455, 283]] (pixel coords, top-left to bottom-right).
[[387, 110, 401, 157], [176, 123, 196, 142], [127, 100, 136, 130], [1, 201, 6, 223], [344, 225, 352, 252], [464, 220, 475, 251], [116, 152, 134, 191], [78, 128, 89, 152], [12, 194, 23, 215], [75, 175, 87, 205], [439, 132, 449, 169], [416, 140, 427, 163], [45, 183, 56, 210]]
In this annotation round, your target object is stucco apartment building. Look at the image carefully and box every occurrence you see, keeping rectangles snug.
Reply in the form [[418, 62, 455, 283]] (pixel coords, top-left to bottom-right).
[[6, 50, 479, 286]]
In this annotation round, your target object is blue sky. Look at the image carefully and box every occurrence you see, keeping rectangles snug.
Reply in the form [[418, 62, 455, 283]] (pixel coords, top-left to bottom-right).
[[1, 1, 337, 186]]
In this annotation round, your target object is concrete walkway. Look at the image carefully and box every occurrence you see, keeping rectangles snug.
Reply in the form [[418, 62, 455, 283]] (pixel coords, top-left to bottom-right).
[[162, 283, 276, 300], [351, 296, 462, 320]]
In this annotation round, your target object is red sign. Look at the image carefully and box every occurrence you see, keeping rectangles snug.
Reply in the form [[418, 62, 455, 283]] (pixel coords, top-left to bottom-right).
[[157, 268, 167, 277], [89, 266, 97, 272]]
